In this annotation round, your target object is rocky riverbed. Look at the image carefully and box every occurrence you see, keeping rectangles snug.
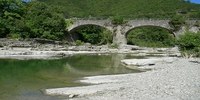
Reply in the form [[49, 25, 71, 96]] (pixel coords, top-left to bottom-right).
[[46, 58, 200, 100], [0, 38, 181, 59]]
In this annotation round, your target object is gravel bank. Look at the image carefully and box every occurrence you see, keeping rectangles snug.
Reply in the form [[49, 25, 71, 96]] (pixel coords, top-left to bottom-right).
[[46, 58, 200, 100]]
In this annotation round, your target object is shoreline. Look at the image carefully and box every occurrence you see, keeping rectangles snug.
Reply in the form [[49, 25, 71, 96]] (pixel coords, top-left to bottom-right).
[[45, 58, 200, 100], [0, 45, 181, 59], [0, 38, 181, 59]]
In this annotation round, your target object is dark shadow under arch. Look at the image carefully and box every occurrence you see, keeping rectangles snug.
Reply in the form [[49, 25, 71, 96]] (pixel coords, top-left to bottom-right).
[[66, 24, 113, 44], [125, 25, 176, 47]]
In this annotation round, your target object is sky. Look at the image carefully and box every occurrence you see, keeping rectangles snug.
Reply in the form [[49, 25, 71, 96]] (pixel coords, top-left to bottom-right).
[[189, 0, 200, 4]]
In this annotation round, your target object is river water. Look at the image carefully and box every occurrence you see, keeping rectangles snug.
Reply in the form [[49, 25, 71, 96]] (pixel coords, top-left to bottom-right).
[[0, 54, 143, 100]]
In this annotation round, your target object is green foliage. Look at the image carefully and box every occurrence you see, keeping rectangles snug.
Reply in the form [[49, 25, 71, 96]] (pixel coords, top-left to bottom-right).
[[75, 40, 84, 46], [169, 15, 186, 31], [100, 30, 113, 44], [65, 18, 74, 28], [127, 26, 175, 47], [0, 0, 67, 40], [111, 16, 126, 25], [23, 1, 66, 40], [0, 0, 25, 38], [110, 43, 119, 48], [74, 25, 113, 45], [177, 32, 200, 57], [39, 0, 200, 18]]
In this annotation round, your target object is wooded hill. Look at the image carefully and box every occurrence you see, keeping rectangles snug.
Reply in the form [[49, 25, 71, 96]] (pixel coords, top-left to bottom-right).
[[39, 0, 200, 18]]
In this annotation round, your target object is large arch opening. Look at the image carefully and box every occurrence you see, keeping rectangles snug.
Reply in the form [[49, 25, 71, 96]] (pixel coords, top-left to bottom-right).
[[126, 26, 176, 47], [67, 24, 113, 45]]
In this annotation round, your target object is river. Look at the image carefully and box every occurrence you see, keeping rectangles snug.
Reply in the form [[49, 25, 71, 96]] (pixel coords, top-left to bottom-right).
[[0, 54, 143, 100]]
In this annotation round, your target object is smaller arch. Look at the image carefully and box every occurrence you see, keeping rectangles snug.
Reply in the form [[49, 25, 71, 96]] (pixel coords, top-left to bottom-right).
[[125, 25, 175, 38], [125, 25, 176, 47]]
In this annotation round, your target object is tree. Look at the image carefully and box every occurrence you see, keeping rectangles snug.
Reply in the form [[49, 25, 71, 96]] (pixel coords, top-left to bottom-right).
[[0, 0, 26, 38], [23, 1, 66, 40]]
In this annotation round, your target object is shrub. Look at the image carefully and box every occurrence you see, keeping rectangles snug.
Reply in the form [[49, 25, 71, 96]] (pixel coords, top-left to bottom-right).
[[111, 16, 126, 25], [177, 32, 200, 57], [65, 19, 74, 28], [109, 43, 119, 48], [169, 15, 186, 31], [75, 40, 84, 46]]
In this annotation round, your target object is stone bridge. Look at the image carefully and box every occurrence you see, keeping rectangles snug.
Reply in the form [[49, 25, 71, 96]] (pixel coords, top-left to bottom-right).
[[67, 19, 199, 45]]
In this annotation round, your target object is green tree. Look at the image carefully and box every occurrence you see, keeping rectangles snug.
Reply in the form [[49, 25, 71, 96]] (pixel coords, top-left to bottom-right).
[[0, 0, 26, 38], [23, 1, 66, 40]]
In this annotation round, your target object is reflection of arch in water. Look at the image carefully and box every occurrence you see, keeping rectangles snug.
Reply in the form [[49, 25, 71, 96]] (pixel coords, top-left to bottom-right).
[[64, 63, 104, 75], [64, 54, 137, 75]]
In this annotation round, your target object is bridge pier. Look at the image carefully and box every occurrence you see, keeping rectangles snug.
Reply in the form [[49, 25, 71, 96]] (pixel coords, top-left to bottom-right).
[[113, 25, 127, 46]]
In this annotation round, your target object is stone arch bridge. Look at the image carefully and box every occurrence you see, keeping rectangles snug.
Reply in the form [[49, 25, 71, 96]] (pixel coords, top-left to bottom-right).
[[67, 19, 198, 45]]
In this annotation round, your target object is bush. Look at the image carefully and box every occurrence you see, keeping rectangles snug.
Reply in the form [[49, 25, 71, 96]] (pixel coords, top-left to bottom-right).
[[74, 25, 113, 45], [169, 15, 186, 31], [127, 27, 175, 47], [75, 40, 84, 46], [65, 19, 74, 28], [111, 16, 126, 25], [177, 32, 200, 57], [109, 43, 119, 48]]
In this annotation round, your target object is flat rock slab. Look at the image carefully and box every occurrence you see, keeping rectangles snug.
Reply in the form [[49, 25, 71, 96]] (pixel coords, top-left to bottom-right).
[[121, 57, 177, 67]]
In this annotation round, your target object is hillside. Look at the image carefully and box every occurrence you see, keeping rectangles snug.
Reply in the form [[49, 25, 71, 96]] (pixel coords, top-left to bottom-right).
[[39, 0, 200, 18]]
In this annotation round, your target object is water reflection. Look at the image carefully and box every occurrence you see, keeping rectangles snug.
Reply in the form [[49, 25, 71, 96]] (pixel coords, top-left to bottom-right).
[[0, 54, 142, 100]]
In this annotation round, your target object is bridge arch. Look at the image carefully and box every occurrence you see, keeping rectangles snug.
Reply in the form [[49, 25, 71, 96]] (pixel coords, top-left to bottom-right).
[[125, 25, 175, 37], [125, 25, 176, 47], [67, 24, 113, 44]]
